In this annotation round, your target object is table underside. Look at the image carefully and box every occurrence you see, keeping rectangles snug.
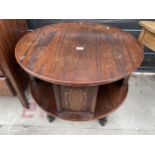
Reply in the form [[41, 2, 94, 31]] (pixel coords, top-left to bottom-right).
[[30, 78, 128, 121]]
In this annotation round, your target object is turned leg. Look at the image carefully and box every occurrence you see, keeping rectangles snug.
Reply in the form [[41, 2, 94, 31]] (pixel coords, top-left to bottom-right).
[[47, 115, 55, 123], [98, 117, 108, 126]]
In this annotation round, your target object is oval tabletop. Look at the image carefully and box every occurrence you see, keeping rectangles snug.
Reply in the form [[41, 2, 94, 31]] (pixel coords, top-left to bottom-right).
[[15, 22, 144, 86]]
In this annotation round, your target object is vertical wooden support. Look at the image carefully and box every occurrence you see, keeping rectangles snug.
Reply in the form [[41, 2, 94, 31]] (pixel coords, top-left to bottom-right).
[[0, 19, 29, 108]]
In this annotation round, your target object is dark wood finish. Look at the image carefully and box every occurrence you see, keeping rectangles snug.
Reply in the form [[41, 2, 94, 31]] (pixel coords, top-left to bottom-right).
[[0, 20, 29, 108], [0, 64, 5, 76], [15, 22, 144, 86], [0, 77, 15, 96], [0, 70, 3, 76], [27, 19, 155, 73], [53, 84, 98, 115], [15, 22, 143, 123], [30, 79, 128, 121], [30, 77, 128, 121]]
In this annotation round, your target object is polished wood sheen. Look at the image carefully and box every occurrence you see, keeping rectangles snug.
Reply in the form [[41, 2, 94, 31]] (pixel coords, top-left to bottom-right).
[[0, 20, 29, 107], [15, 22, 144, 86], [15, 22, 144, 123]]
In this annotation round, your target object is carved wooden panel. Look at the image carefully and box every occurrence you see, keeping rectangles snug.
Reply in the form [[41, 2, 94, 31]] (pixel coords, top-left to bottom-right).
[[53, 84, 98, 114]]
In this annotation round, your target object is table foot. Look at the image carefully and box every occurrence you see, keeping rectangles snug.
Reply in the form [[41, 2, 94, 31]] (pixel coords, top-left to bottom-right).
[[98, 117, 108, 126], [47, 115, 55, 123]]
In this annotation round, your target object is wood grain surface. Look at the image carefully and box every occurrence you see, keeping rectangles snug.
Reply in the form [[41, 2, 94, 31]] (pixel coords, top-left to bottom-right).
[[139, 21, 155, 52], [140, 21, 155, 34], [0, 19, 29, 107], [30, 79, 128, 121], [15, 22, 144, 86]]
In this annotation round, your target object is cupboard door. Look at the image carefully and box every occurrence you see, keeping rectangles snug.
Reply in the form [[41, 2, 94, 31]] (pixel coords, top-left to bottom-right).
[[53, 84, 98, 115]]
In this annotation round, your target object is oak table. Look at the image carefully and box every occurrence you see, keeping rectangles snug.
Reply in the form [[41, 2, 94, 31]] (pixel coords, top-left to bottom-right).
[[139, 21, 155, 51], [15, 22, 144, 126]]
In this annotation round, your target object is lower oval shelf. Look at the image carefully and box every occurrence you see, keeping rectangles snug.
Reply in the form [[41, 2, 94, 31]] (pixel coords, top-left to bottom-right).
[[30, 79, 128, 121]]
